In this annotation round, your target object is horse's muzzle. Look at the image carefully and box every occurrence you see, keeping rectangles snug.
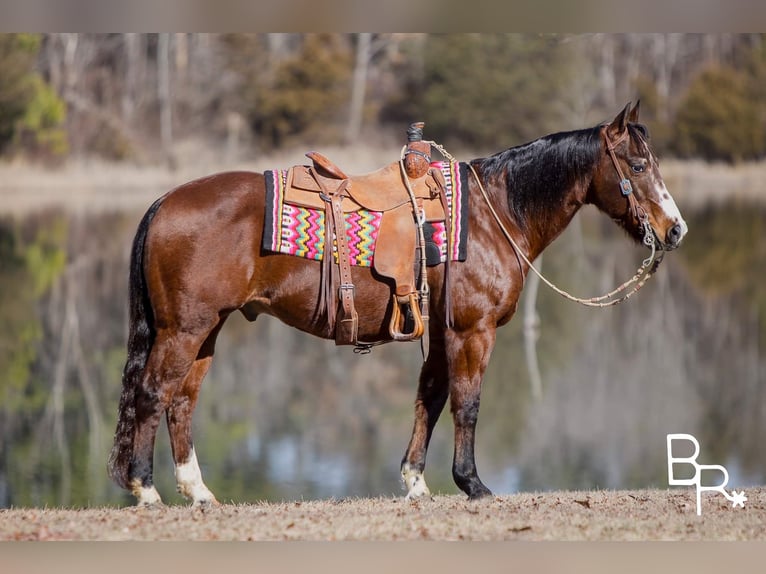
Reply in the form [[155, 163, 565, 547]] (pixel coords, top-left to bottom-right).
[[664, 222, 687, 250]]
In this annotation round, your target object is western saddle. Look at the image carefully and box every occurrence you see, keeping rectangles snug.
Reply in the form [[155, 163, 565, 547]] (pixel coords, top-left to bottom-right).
[[281, 123, 455, 348]]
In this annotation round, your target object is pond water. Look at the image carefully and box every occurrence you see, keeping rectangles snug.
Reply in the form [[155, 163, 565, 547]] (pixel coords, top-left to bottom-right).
[[1, 199, 764, 508]]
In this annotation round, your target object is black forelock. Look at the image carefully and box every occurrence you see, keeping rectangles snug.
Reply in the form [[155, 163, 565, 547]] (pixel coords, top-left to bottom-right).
[[630, 122, 650, 141], [628, 123, 653, 157]]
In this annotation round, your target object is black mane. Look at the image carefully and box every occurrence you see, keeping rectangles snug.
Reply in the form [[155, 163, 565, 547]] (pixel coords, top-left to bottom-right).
[[474, 126, 603, 228]]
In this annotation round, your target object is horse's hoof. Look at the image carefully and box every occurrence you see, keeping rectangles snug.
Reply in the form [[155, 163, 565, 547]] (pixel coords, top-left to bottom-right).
[[192, 497, 220, 509], [131, 480, 164, 507], [404, 476, 433, 500], [405, 489, 433, 502], [467, 487, 493, 501], [402, 463, 433, 500], [136, 500, 166, 510]]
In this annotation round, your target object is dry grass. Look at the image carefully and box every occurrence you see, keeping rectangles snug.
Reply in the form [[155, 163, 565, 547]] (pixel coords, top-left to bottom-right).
[[2, 150, 765, 217], [0, 145, 398, 216], [661, 159, 766, 208], [1, 488, 764, 541]]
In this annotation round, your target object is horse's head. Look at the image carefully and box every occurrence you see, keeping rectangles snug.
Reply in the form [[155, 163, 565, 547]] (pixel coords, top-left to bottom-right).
[[590, 102, 687, 250]]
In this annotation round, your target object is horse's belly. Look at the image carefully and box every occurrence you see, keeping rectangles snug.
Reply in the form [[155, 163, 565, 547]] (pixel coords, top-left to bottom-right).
[[247, 254, 395, 343]]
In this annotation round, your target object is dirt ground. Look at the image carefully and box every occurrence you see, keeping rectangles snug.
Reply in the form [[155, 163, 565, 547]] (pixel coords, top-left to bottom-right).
[[1, 488, 764, 541]]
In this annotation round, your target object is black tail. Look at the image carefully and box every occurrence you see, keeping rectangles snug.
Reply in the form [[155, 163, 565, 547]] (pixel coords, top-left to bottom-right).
[[107, 196, 165, 489]]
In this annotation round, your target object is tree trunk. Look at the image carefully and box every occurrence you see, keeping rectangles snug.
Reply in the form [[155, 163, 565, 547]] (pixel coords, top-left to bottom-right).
[[158, 33, 173, 162], [345, 33, 372, 144], [523, 255, 544, 401], [122, 33, 141, 124], [597, 34, 616, 107]]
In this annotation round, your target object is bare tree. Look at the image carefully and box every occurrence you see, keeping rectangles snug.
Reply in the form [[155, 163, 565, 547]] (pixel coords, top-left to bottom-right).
[[523, 256, 543, 402], [345, 33, 372, 144], [121, 33, 143, 125], [158, 33, 174, 163]]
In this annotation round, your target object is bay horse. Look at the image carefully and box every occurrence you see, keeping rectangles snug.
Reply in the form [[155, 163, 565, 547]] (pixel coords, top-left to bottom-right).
[[108, 102, 687, 505]]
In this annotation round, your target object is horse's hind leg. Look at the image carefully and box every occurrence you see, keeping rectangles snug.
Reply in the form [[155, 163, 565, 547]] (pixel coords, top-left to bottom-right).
[[130, 326, 214, 506], [166, 317, 227, 507], [401, 336, 449, 499]]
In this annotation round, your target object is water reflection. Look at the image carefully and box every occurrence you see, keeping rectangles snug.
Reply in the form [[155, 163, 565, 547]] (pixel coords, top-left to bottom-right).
[[0, 201, 764, 508]]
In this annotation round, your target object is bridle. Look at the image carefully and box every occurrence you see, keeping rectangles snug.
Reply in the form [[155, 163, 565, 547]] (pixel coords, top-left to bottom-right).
[[603, 126, 659, 251]]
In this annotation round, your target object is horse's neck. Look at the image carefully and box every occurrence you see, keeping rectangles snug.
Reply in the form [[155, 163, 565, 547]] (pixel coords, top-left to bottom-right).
[[528, 184, 587, 260], [480, 168, 589, 262], [476, 128, 600, 260]]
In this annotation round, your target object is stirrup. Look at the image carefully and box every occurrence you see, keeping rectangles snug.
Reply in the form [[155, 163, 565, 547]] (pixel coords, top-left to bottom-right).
[[389, 293, 425, 342]]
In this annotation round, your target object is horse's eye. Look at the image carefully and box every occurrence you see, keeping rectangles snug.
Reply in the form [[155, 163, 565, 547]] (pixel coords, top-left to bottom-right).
[[631, 164, 645, 174]]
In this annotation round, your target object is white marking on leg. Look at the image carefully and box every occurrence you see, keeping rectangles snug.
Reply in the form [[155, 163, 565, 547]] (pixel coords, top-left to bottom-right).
[[401, 462, 432, 500], [130, 478, 163, 507], [175, 447, 218, 506]]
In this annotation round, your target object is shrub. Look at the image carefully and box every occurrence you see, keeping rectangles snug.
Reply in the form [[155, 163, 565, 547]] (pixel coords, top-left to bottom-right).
[[0, 34, 40, 152], [252, 34, 351, 149], [671, 66, 765, 163], [0, 34, 68, 160], [381, 34, 581, 151], [14, 75, 68, 159]]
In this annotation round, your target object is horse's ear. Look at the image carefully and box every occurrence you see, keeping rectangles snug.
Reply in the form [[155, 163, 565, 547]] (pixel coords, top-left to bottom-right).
[[607, 102, 631, 137], [628, 100, 641, 123]]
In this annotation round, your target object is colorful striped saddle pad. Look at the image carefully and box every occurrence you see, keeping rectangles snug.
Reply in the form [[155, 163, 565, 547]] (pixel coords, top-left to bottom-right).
[[262, 161, 469, 268]]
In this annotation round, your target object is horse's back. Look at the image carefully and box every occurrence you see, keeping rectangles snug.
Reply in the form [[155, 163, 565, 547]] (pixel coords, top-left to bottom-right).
[[158, 170, 265, 218], [150, 169, 266, 235]]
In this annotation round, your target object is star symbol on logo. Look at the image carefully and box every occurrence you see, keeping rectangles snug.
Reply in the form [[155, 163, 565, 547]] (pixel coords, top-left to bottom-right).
[[731, 490, 747, 509]]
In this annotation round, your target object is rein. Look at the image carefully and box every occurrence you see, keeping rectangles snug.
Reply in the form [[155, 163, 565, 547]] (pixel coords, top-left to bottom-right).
[[430, 138, 664, 309]]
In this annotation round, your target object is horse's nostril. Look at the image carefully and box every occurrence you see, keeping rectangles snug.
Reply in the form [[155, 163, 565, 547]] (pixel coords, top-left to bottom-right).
[[668, 224, 683, 245]]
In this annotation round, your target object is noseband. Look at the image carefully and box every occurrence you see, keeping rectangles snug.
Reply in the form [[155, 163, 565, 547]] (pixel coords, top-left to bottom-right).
[[603, 127, 657, 250]]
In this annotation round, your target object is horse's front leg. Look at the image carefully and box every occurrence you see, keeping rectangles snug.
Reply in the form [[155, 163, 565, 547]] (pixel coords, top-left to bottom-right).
[[447, 324, 496, 499], [400, 335, 449, 499]]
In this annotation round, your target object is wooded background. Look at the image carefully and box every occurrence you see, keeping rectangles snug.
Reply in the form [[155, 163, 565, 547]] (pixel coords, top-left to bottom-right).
[[1, 33, 766, 164]]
